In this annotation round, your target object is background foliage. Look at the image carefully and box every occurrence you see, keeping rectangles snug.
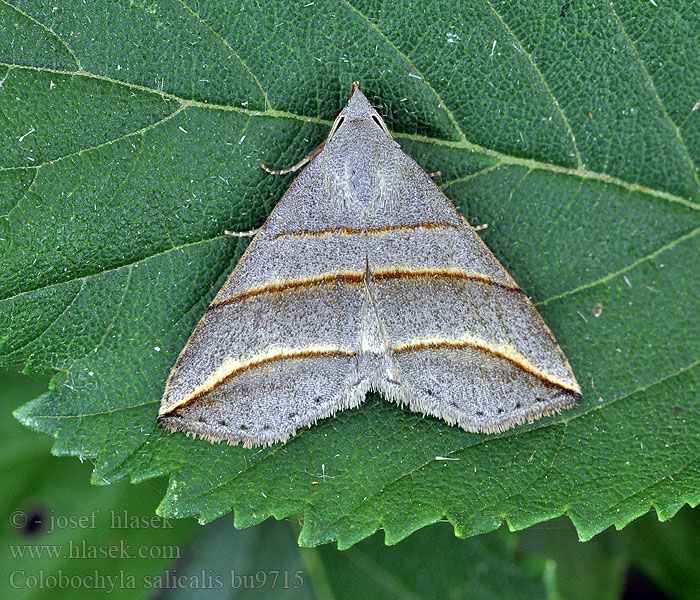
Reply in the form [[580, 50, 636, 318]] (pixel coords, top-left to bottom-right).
[[1, 0, 699, 589], [4, 369, 700, 599]]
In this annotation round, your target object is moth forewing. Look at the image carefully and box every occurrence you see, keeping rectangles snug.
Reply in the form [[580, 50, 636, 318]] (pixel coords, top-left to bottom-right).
[[158, 83, 581, 447]]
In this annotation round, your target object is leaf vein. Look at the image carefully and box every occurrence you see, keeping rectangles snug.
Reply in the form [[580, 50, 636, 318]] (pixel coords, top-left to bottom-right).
[[0, 62, 695, 210], [340, 0, 466, 143], [311, 359, 700, 533], [536, 225, 700, 306], [0, 235, 227, 304], [0, 0, 82, 69], [484, 0, 583, 168], [7, 280, 85, 359], [0, 105, 185, 173], [608, 1, 700, 194], [175, 0, 270, 111]]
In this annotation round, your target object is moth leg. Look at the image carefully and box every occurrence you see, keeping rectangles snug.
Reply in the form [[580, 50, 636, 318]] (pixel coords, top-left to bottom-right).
[[224, 227, 260, 237], [261, 140, 326, 174]]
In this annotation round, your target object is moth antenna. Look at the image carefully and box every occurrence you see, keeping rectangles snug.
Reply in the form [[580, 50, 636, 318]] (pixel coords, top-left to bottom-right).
[[261, 140, 326, 175]]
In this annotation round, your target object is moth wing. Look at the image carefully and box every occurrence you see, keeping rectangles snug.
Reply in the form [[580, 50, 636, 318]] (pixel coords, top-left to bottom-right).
[[368, 148, 581, 433], [158, 156, 372, 447]]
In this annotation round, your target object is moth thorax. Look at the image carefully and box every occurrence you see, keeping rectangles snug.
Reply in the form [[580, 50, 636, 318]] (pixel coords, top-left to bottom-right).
[[345, 150, 382, 206]]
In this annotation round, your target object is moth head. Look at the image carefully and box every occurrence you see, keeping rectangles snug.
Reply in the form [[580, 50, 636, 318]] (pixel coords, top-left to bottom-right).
[[327, 82, 391, 140]]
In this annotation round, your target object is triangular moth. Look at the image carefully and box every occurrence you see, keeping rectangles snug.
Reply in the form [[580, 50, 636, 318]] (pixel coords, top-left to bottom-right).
[[158, 84, 581, 447]]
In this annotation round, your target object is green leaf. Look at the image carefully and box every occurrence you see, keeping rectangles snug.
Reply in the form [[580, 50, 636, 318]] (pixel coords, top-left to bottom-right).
[[309, 522, 551, 600], [2, 368, 553, 599], [160, 518, 314, 600], [159, 517, 552, 600], [2, 0, 699, 550], [520, 507, 700, 600]]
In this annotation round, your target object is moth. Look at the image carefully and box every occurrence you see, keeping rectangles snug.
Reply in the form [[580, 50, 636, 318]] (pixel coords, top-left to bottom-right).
[[158, 83, 581, 447]]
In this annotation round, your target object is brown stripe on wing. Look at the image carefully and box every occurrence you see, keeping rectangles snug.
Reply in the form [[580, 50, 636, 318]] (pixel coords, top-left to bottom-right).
[[273, 221, 459, 240], [210, 269, 366, 309], [372, 266, 524, 294], [159, 347, 357, 416], [211, 265, 523, 310], [394, 338, 581, 395]]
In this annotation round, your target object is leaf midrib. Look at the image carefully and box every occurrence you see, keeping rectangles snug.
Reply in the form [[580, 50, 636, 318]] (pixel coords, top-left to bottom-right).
[[1, 60, 697, 212], [1, 61, 698, 316]]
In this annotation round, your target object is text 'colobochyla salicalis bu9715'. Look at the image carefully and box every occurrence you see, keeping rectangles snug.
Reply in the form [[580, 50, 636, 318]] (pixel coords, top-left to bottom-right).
[[158, 83, 581, 448]]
